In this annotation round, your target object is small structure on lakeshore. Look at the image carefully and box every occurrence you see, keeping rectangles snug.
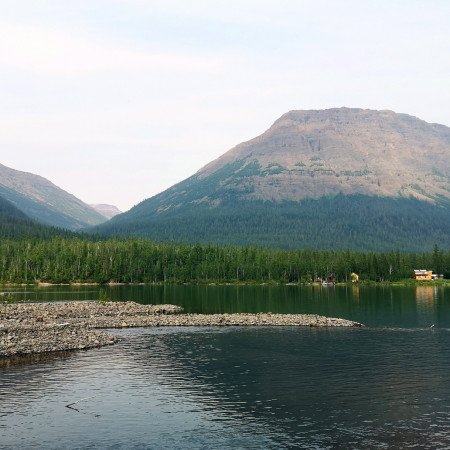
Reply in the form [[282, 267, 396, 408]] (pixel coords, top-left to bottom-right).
[[414, 270, 433, 280], [351, 272, 359, 283], [413, 270, 443, 280], [319, 273, 335, 286]]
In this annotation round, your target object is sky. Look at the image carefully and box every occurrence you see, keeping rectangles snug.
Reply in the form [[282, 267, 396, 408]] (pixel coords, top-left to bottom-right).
[[1, 0, 449, 212]]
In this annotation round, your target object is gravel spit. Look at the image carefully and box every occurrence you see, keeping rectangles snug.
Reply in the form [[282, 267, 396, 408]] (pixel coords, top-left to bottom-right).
[[1, 301, 363, 357]]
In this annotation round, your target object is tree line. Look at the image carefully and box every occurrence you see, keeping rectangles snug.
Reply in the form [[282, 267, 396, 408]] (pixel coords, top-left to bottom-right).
[[0, 236, 449, 284]]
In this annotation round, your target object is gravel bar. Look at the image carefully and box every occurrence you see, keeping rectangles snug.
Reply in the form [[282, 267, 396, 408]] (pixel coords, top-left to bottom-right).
[[1, 301, 363, 357]]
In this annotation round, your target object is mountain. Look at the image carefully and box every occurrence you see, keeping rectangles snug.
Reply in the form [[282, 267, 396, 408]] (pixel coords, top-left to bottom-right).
[[0, 194, 28, 219], [0, 163, 107, 230], [90, 204, 122, 220], [197, 108, 450, 202], [0, 193, 77, 239], [94, 108, 450, 252]]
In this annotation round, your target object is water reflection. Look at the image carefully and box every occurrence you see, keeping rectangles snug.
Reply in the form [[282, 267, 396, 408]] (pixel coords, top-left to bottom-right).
[[415, 286, 435, 306], [4, 284, 450, 329], [3, 284, 450, 447], [2, 326, 450, 448]]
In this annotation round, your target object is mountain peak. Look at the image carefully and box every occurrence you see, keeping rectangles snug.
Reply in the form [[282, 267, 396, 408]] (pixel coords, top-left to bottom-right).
[[89, 204, 122, 220], [95, 108, 450, 251], [196, 107, 450, 203]]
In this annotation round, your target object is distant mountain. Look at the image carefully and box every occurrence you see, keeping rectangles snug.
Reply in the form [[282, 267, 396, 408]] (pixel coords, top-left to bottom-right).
[[196, 108, 450, 202], [93, 108, 450, 252], [0, 193, 77, 240], [0, 163, 107, 230], [90, 204, 122, 220], [0, 194, 28, 219]]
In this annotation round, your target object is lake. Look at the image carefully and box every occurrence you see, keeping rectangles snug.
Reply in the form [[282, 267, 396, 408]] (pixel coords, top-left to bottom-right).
[[1, 284, 450, 448]]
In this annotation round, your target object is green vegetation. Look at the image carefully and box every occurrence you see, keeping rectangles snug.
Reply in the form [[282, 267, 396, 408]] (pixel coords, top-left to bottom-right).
[[0, 194, 28, 218], [0, 194, 101, 242], [234, 159, 262, 178], [342, 170, 371, 177], [0, 165, 107, 230], [410, 184, 426, 195], [0, 214, 75, 240], [2, 189, 450, 286], [93, 195, 450, 253], [261, 163, 286, 176], [2, 293, 17, 304], [312, 168, 333, 174], [0, 209, 87, 241], [98, 288, 111, 302], [0, 236, 449, 285]]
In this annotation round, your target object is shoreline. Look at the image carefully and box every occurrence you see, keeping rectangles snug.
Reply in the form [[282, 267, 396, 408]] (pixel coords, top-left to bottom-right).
[[0, 279, 447, 289], [1, 301, 364, 358]]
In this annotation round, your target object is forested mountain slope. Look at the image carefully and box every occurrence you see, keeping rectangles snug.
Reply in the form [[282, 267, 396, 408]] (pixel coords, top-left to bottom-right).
[[0, 163, 107, 230], [0, 194, 76, 239], [93, 108, 450, 252], [0, 194, 28, 219]]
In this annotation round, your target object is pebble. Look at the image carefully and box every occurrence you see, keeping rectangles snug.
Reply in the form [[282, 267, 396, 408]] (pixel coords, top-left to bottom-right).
[[0, 301, 363, 357]]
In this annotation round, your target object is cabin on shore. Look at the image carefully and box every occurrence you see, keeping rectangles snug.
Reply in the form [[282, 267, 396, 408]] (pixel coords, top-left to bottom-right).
[[414, 270, 433, 280], [351, 272, 359, 283], [413, 270, 443, 280]]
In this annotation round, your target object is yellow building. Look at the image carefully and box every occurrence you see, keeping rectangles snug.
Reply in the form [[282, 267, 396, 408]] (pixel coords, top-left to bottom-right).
[[351, 272, 359, 282], [413, 270, 433, 280]]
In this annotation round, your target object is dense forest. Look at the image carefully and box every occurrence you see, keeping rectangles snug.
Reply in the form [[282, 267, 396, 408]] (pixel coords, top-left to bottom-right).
[[93, 194, 450, 253], [2, 197, 449, 285], [0, 201, 81, 241], [0, 236, 449, 285]]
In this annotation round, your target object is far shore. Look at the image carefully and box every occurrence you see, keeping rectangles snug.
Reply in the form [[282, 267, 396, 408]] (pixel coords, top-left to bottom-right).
[[0, 279, 448, 289]]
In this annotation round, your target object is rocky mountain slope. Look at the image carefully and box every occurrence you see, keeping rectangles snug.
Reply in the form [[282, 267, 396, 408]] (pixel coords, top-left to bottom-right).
[[90, 204, 122, 220], [0, 163, 107, 230], [94, 108, 450, 251], [196, 108, 450, 203]]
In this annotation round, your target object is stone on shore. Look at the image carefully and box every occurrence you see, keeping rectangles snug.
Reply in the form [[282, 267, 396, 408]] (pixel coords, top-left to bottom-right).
[[1, 301, 363, 357]]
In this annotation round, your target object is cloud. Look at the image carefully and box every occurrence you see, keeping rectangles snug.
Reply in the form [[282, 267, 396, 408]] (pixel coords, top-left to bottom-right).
[[0, 23, 223, 75]]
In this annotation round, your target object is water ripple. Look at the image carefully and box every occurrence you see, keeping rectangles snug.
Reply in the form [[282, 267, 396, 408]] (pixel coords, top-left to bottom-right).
[[1, 327, 450, 448]]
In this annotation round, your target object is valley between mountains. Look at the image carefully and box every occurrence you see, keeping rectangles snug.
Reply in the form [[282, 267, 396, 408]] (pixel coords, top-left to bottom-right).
[[2, 107, 450, 252]]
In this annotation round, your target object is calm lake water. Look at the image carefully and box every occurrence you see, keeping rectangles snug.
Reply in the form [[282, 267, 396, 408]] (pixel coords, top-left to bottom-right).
[[1, 284, 450, 449]]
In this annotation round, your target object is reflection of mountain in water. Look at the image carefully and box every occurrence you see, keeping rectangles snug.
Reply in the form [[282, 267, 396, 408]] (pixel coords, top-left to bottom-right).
[[2, 326, 450, 448], [121, 327, 450, 448]]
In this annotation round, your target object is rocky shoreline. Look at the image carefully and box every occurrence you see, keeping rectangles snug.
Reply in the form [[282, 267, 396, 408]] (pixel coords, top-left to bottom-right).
[[1, 302, 363, 357]]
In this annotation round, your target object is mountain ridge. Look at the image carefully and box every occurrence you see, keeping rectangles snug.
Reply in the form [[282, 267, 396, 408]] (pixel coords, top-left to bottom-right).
[[93, 108, 450, 251], [194, 107, 450, 203], [0, 163, 107, 230]]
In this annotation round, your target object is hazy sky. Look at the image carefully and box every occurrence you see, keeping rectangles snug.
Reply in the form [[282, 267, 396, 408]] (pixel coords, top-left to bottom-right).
[[1, 0, 449, 211]]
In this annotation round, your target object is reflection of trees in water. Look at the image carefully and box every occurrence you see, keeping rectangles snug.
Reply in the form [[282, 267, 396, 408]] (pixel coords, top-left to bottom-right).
[[2, 326, 450, 447], [123, 327, 450, 446], [0, 350, 76, 401], [0, 350, 73, 370]]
